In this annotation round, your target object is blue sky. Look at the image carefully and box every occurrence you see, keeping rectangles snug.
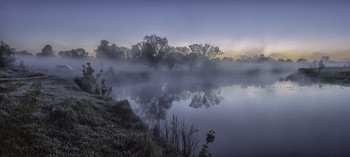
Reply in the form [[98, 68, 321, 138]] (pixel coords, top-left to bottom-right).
[[1, 0, 350, 60]]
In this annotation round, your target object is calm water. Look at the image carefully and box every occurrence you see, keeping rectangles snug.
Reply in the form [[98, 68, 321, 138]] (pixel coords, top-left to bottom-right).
[[114, 80, 350, 157]]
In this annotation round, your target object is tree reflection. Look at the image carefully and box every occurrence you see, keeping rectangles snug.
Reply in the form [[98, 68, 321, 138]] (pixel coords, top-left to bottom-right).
[[115, 78, 278, 123], [118, 82, 224, 124], [189, 88, 222, 108]]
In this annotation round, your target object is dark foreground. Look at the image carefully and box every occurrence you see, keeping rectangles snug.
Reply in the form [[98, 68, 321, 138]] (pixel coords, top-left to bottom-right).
[[0, 67, 174, 156]]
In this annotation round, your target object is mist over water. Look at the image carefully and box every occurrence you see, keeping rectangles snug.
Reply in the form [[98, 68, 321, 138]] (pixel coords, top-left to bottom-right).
[[15, 54, 350, 156], [168, 82, 350, 157]]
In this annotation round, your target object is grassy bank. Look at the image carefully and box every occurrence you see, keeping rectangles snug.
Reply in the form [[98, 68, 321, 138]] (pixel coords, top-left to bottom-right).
[[285, 67, 350, 84], [0, 67, 173, 156]]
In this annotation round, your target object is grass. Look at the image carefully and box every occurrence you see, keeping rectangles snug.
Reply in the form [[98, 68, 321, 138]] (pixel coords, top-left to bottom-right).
[[0, 67, 174, 157], [151, 114, 200, 157]]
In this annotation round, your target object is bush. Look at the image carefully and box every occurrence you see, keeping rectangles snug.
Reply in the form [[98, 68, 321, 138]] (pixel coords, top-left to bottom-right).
[[0, 41, 16, 67], [199, 130, 215, 157], [74, 62, 112, 96]]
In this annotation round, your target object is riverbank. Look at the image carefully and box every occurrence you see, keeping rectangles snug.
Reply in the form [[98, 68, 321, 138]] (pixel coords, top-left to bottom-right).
[[285, 67, 350, 84], [0, 67, 172, 156]]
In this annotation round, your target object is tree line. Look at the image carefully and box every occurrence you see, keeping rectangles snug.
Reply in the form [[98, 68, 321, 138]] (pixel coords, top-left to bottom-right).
[[2, 34, 337, 69]]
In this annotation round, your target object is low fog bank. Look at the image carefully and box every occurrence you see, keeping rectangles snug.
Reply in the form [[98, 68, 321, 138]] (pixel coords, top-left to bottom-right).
[[14, 54, 348, 127], [11, 35, 350, 89], [15, 54, 349, 88]]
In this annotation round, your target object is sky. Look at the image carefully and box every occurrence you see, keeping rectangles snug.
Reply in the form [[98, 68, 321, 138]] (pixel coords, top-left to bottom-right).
[[1, 0, 350, 61]]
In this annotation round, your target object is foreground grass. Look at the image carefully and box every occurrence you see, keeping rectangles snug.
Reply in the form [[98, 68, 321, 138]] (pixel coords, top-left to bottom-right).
[[0, 68, 174, 156]]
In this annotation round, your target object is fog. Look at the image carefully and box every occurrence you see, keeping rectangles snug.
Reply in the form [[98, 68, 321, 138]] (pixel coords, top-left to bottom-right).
[[13, 52, 350, 157]]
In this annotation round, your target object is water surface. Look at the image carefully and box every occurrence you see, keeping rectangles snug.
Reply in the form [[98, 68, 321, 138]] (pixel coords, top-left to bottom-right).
[[114, 81, 350, 157]]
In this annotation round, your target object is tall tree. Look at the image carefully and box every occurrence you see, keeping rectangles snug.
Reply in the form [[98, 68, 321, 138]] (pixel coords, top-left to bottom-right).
[[0, 41, 16, 67], [95, 40, 128, 60], [37, 45, 54, 57], [59, 48, 89, 58], [130, 43, 142, 60], [16, 50, 33, 56], [188, 43, 223, 60], [143, 34, 169, 58]]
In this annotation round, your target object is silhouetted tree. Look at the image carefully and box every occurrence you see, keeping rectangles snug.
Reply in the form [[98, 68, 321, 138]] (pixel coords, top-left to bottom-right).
[[321, 56, 330, 62], [278, 58, 285, 63], [296, 58, 308, 63], [0, 41, 16, 67], [286, 59, 293, 63], [140, 42, 157, 66], [96, 40, 110, 58], [130, 43, 142, 60], [188, 43, 223, 60], [167, 51, 184, 70], [37, 45, 54, 57], [186, 53, 199, 70], [95, 40, 128, 60], [166, 46, 188, 70], [16, 50, 33, 56], [318, 60, 325, 70], [59, 48, 89, 58], [139, 35, 170, 68], [236, 54, 276, 63], [143, 34, 169, 59]]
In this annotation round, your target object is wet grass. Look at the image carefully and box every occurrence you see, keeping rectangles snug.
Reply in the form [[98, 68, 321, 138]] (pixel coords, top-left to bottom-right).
[[0, 66, 44, 78], [0, 68, 171, 157]]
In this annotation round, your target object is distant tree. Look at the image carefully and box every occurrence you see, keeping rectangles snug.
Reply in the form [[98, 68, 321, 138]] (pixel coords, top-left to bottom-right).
[[296, 58, 307, 63], [0, 41, 16, 67], [37, 45, 54, 57], [59, 48, 89, 58], [278, 58, 285, 62], [186, 53, 199, 70], [166, 51, 184, 70], [143, 34, 169, 59], [165, 46, 188, 70], [221, 57, 234, 62], [286, 59, 294, 63], [139, 35, 170, 67], [130, 43, 142, 60], [95, 40, 128, 60], [321, 56, 330, 62], [16, 50, 33, 56], [188, 43, 223, 60], [96, 40, 110, 58], [320, 56, 334, 63], [175, 46, 190, 55], [140, 42, 157, 65], [318, 60, 325, 70], [110, 43, 125, 60]]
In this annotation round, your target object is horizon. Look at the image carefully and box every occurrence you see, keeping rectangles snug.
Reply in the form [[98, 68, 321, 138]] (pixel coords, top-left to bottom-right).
[[1, 0, 350, 61]]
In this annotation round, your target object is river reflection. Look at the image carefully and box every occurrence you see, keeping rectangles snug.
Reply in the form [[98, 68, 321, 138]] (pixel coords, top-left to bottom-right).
[[113, 79, 350, 157], [113, 80, 226, 124]]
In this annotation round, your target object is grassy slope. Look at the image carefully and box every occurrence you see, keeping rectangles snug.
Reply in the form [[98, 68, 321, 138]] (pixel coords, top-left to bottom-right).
[[285, 67, 350, 84], [0, 67, 172, 157]]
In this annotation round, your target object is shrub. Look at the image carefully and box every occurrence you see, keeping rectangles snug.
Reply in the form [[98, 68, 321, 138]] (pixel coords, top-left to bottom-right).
[[0, 41, 16, 67], [199, 130, 215, 157], [74, 62, 112, 96]]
